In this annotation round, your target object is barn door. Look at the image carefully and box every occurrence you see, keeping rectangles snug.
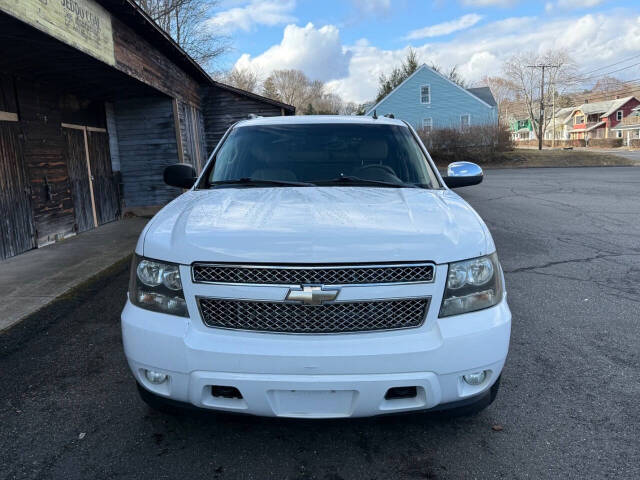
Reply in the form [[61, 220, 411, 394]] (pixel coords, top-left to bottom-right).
[[62, 124, 119, 232], [0, 121, 36, 259], [87, 129, 119, 225], [63, 127, 95, 233]]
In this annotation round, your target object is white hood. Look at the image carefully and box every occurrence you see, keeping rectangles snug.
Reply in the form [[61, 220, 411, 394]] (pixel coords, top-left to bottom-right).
[[139, 187, 493, 265]]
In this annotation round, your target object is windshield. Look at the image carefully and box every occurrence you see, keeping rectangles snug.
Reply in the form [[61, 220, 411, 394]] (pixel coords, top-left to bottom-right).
[[204, 123, 440, 188]]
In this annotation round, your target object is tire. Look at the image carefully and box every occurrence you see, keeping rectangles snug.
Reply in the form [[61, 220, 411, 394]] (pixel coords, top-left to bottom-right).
[[136, 382, 185, 415]]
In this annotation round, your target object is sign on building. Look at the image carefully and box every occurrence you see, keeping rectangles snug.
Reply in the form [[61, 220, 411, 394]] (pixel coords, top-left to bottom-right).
[[0, 0, 115, 66]]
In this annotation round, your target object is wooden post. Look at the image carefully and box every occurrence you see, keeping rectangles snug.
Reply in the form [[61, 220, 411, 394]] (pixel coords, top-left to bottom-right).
[[172, 98, 184, 163], [82, 127, 99, 228]]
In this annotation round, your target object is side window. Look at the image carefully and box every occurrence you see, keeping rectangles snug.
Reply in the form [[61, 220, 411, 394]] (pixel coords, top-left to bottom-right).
[[422, 118, 432, 133], [460, 114, 470, 130], [420, 85, 430, 104], [616, 110, 623, 121]]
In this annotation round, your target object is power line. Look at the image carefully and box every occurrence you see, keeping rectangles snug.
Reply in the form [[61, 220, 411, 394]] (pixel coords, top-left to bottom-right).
[[580, 52, 640, 76], [571, 62, 640, 84]]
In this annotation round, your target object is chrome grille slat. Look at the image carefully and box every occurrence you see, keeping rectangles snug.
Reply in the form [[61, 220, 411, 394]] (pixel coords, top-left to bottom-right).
[[198, 298, 429, 334], [192, 263, 434, 285]]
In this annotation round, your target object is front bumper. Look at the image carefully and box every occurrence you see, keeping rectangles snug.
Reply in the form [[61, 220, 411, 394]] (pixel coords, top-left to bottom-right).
[[121, 298, 511, 418]]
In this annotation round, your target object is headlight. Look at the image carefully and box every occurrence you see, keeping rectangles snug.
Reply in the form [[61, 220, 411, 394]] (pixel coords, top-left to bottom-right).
[[129, 255, 188, 317], [439, 253, 504, 317]]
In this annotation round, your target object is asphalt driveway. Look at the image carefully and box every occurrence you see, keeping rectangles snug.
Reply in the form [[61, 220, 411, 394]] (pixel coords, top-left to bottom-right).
[[1, 167, 639, 479]]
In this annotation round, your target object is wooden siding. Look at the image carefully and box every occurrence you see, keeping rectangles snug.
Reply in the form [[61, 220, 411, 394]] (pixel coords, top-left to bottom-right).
[[177, 101, 206, 172], [201, 85, 285, 155], [0, 121, 35, 259], [105, 102, 121, 171], [63, 127, 94, 233], [111, 17, 201, 105], [0, 73, 18, 113], [87, 130, 119, 224], [114, 97, 181, 207], [16, 81, 75, 246], [367, 65, 498, 130]]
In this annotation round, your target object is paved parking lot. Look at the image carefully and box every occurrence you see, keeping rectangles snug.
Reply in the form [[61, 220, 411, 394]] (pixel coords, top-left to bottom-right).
[[1, 167, 639, 479]]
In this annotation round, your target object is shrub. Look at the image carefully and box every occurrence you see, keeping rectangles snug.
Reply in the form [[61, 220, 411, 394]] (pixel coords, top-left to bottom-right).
[[629, 138, 640, 149], [418, 124, 513, 154], [587, 138, 623, 148], [514, 139, 586, 148]]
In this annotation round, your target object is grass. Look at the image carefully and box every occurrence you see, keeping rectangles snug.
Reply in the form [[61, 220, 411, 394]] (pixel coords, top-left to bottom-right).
[[431, 148, 639, 169]]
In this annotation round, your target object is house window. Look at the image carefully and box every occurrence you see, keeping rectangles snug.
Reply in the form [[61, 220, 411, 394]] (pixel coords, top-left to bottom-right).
[[616, 130, 623, 138], [616, 110, 623, 121], [420, 85, 430, 104], [575, 115, 584, 124], [461, 114, 470, 130], [422, 118, 432, 133]]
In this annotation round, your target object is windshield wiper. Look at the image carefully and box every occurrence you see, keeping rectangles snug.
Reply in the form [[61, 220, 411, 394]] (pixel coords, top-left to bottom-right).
[[210, 178, 316, 188], [314, 176, 420, 188]]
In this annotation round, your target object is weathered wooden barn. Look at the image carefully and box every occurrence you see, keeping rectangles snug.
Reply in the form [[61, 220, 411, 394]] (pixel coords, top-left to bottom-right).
[[0, 0, 294, 260]]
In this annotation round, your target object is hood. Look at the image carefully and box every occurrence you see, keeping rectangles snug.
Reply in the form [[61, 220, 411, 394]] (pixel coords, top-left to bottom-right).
[[140, 187, 493, 265]]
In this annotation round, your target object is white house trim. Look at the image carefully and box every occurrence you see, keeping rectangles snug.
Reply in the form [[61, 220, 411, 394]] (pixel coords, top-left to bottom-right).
[[460, 114, 471, 129], [420, 84, 431, 104]]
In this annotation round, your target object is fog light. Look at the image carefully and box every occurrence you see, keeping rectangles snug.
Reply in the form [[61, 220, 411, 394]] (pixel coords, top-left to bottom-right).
[[144, 369, 168, 384], [463, 370, 487, 386]]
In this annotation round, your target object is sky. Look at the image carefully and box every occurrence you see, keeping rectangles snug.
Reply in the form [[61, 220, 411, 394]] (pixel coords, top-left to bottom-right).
[[208, 0, 640, 103]]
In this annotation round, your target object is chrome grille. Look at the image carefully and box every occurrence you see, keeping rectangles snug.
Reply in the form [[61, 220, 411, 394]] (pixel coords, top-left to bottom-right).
[[198, 297, 429, 334], [192, 263, 434, 285]]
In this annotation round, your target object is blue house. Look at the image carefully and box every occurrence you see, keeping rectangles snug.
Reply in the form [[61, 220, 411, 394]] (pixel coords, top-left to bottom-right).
[[365, 64, 497, 131]]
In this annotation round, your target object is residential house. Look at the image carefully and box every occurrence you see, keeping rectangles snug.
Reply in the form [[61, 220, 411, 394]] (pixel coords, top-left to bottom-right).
[[568, 96, 639, 140], [365, 64, 497, 131], [544, 107, 574, 141], [510, 117, 535, 141], [612, 105, 640, 145]]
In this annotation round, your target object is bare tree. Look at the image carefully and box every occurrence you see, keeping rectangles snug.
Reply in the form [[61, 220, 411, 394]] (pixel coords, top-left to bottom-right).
[[220, 67, 259, 93], [262, 69, 345, 115], [262, 69, 312, 108], [481, 76, 518, 124], [135, 0, 230, 71], [591, 76, 627, 93], [503, 50, 575, 141]]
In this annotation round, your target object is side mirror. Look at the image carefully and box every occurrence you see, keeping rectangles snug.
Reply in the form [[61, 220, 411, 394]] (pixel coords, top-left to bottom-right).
[[163, 163, 197, 189], [442, 161, 483, 188]]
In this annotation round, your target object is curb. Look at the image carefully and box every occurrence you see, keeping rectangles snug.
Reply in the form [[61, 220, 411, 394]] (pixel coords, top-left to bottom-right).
[[0, 255, 132, 335]]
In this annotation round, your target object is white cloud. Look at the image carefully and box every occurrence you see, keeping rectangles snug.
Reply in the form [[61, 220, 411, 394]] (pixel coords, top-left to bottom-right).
[[234, 23, 352, 82], [235, 11, 640, 104], [405, 14, 484, 40], [460, 0, 518, 6], [208, 0, 297, 33], [546, 0, 606, 11]]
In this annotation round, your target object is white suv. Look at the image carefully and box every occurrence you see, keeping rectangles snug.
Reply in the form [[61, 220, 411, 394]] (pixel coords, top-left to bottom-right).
[[121, 115, 511, 418]]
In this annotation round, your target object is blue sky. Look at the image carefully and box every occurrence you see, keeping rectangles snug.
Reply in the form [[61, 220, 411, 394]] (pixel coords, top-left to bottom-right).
[[210, 0, 640, 102]]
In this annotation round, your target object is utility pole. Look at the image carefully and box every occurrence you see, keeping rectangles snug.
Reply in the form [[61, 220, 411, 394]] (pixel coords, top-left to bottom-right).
[[552, 86, 556, 148], [528, 64, 558, 150]]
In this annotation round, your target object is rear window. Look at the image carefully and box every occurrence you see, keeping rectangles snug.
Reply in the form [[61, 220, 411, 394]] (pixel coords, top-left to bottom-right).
[[205, 123, 439, 188]]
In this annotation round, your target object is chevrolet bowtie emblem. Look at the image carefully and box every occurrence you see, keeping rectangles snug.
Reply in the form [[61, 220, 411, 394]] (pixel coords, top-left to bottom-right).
[[286, 285, 340, 306]]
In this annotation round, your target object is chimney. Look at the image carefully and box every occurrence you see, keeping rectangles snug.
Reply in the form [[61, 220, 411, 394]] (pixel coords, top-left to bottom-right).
[[615, 95, 620, 99], [584, 99, 589, 104]]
